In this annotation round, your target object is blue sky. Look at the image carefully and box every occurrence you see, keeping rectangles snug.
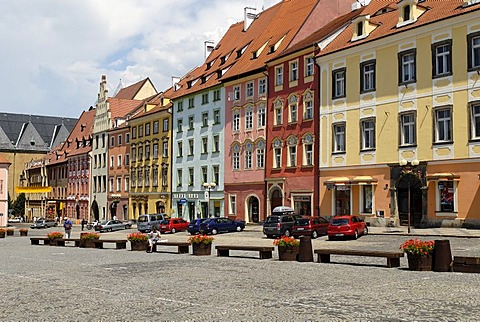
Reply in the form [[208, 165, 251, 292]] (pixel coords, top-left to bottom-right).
[[0, 0, 280, 118]]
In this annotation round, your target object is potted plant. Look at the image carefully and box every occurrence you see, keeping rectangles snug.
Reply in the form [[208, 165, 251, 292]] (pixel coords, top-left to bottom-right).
[[188, 235, 214, 256], [46, 231, 64, 246], [79, 232, 100, 248], [6, 228, 14, 236], [0, 228, 5, 238], [400, 239, 435, 271], [19, 228, 28, 237], [274, 236, 300, 261], [127, 232, 149, 251]]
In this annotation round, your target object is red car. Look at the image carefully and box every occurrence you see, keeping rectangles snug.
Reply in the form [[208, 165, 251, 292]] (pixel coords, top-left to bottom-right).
[[159, 218, 189, 233], [292, 216, 329, 239], [327, 215, 368, 240]]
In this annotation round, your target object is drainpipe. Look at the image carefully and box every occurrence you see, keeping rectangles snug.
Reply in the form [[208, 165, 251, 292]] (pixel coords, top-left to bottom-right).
[[313, 44, 321, 217]]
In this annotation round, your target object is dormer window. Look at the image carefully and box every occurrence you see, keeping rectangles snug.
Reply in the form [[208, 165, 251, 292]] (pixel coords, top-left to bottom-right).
[[403, 5, 411, 22], [351, 16, 377, 42], [396, 0, 426, 28], [357, 22, 363, 37]]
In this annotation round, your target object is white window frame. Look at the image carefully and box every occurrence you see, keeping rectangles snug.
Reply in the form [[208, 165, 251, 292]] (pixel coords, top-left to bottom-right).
[[333, 123, 346, 153], [290, 60, 298, 82], [470, 102, 480, 140], [400, 113, 416, 146], [305, 56, 314, 77], [233, 111, 240, 132], [275, 65, 283, 86], [361, 119, 376, 150], [434, 107, 452, 143], [245, 108, 253, 130], [258, 78, 266, 95], [333, 69, 345, 98], [258, 104, 266, 128], [246, 81, 254, 97]]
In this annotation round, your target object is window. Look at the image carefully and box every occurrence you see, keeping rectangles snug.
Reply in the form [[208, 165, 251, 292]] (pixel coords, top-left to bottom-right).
[[138, 146, 143, 161], [213, 109, 220, 124], [290, 61, 298, 82], [467, 32, 480, 71], [153, 143, 158, 159], [305, 56, 314, 77], [256, 141, 265, 169], [361, 119, 376, 150], [233, 86, 240, 100], [432, 40, 452, 77], [188, 98, 194, 108], [132, 127, 137, 139], [333, 123, 346, 153], [232, 145, 240, 170], [275, 65, 283, 86], [177, 118, 183, 132], [162, 141, 168, 157], [304, 100, 313, 120], [244, 142, 253, 169], [400, 113, 416, 146], [117, 155, 122, 167], [274, 100, 283, 126], [403, 5, 411, 22], [110, 136, 115, 147], [145, 144, 150, 160], [245, 108, 253, 130], [125, 154, 130, 166], [144, 167, 150, 187], [188, 139, 194, 155], [470, 102, 480, 140], [109, 177, 114, 192], [125, 176, 129, 192], [258, 104, 266, 128], [213, 89, 221, 101], [357, 21, 363, 37], [332, 68, 346, 99], [177, 141, 183, 157], [304, 143, 313, 166], [398, 49, 416, 84], [360, 60, 376, 92], [434, 107, 452, 143], [202, 166, 208, 183], [125, 133, 130, 143], [188, 168, 194, 186], [188, 116, 194, 130], [233, 111, 240, 132], [137, 169, 143, 188], [202, 137, 208, 154], [438, 181, 455, 212], [287, 138, 297, 167], [213, 135, 219, 152], [259, 78, 266, 95], [145, 123, 150, 136], [202, 112, 208, 127], [177, 101, 183, 112], [202, 93, 209, 104], [153, 166, 158, 187], [163, 119, 169, 132], [118, 134, 122, 145], [177, 169, 183, 187], [138, 125, 143, 137], [213, 165, 219, 184], [246, 82, 254, 97], [273, 139, 282, 168], [229, 195, 236, 215], [361, 185, 373, 213], [288, 96, 298, 123], [110, 156, 114, 168]]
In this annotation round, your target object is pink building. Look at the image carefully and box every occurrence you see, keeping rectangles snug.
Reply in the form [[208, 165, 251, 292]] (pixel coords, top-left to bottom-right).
[[0, 155, 11, 227]]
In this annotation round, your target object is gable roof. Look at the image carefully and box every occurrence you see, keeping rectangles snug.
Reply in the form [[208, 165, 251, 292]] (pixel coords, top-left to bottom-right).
[[61, 108, 96, 158], [114, 78, 157, 100]]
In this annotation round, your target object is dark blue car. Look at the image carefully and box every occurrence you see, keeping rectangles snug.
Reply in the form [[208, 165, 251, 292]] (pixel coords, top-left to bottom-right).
[[199, 217, 246, 235], [187, 218, 208, 235]]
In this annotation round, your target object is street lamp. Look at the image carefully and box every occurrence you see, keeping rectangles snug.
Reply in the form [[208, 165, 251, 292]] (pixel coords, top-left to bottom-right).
[[202, 182, 216, 217], [399, 159, 419, 234]]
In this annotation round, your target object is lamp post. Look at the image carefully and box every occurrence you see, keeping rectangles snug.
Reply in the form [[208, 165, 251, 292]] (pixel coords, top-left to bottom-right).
[[202, 182, 216, 217], [399, 159, 419, 234]]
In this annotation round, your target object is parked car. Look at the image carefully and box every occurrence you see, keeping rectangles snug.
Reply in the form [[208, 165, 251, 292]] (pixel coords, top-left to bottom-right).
[[187, 218, 208, 235], [159, 218, 189, 233], [199, 217, 245, 235], [8, 217, 23, 223], [327, 215, 368, 240], [95, 220, 131, 232], [137, 213, 170, 233], [263, 206, 298, 238], [292, 216, 329, 239], [30, 219, 58, 229]]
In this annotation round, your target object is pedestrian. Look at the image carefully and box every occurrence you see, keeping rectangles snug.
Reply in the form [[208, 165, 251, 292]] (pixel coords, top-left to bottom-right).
[[63, 217, 73, 239], [81, 218, 88, 231], [147, 226, 161, 253]]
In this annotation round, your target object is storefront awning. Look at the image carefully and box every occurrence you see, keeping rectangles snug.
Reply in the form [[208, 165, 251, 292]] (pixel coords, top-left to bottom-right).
[[324, 176, 378, 186], [351, 176, 378, 185], [426, 172, 460, 181], [324, 177, 350, 186]]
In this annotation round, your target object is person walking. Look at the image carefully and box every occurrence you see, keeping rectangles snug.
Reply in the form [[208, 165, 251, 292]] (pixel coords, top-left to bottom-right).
[[81, 218, 87, 231], [147, 226, 161, 253], [63, 217, 73, 239]]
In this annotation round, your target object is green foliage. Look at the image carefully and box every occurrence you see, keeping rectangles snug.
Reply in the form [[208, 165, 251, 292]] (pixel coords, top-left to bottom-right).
[[12, 193, 25, 216]]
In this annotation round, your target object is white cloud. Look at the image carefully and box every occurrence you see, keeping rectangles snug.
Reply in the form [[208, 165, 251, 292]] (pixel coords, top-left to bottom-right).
[[0, 0, 281, 117]]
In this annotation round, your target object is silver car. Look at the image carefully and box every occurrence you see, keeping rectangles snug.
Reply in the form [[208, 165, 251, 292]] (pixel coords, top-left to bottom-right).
[[94, 220, 132, 232], [30, 219, 58, 229]]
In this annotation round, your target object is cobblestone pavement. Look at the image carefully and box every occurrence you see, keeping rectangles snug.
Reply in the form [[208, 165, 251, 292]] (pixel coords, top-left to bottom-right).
[[1, 225, 480, 321]]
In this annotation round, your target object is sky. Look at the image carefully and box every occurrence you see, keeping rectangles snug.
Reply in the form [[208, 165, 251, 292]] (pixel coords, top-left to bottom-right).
[[0, 0, 281, 118]]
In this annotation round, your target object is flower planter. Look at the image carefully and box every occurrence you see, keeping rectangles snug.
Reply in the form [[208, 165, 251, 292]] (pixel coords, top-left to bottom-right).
[[0, 231, 5, 238], [130, 240, 148, 251], [49, 239, 61, 246], [6, 230, 14, 236], [278, 245, 299, 261], [79, 239, 97, 248], [19, 230, 28, 237], [407, 253, 433, 271], [192, 243, 212, 256]]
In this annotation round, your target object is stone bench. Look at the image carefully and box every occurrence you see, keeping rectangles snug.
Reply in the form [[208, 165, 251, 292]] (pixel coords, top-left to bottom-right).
[[453, 256, 480, 273], [93, 239, 127, 250], [55, 238, 81, 247], [30, 237, 50, 245], [215, 245, 274, 259], [152, 241, 190, 254], [314, 248, 404, 268]]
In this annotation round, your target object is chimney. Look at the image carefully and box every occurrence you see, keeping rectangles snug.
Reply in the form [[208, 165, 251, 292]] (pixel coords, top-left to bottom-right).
[[351, 0, 371, 11], [244, 7, 256, 31], [204, 40, 215, 59]]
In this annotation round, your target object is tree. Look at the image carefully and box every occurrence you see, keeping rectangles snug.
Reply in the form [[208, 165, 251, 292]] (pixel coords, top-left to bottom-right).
[[12, 193, 25, 217]]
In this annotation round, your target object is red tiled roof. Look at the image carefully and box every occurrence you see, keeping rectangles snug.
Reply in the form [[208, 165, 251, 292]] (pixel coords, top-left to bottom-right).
[[0, 154, 11, 165], [107, 98, 144, 122]]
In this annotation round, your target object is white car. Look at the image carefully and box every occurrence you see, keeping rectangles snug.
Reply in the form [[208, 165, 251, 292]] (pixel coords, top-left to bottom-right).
[[8, 217, 23, 223]]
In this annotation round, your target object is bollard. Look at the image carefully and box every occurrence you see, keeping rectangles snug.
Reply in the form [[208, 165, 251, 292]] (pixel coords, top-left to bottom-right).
[[433, 239, 453, 272], [298, 235, 313, 262]]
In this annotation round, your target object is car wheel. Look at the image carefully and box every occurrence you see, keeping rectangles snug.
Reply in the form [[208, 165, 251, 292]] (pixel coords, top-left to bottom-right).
[[211, 228, 218, 235], [266, 234, 273, 239], [354, 230, 358, 239], [108, 228, 112, 232], [328, 236, 335, 241], [312, 230, 318, 239], [236, 226, 242, 232], [171, 228, 176, 234], [363, 226, 368, 236], [284, 229, 291, 237]]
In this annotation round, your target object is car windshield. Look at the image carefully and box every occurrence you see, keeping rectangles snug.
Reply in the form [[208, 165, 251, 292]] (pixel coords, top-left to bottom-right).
[[100, 221, 108, 225], [265, 216, 280, 224], [331, 219, 349, 226], [137, 216, 148, 223], [160, 220, 169, 224], [295, 219, 310, 226]]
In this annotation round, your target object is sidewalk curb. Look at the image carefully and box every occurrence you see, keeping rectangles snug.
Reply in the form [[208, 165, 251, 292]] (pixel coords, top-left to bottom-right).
[[370, 233, 480, 239]]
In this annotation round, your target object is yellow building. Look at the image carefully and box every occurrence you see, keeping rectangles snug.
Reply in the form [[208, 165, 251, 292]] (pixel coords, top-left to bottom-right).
[[128, 90, 173, 219], [316, 0, 480, 227]]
